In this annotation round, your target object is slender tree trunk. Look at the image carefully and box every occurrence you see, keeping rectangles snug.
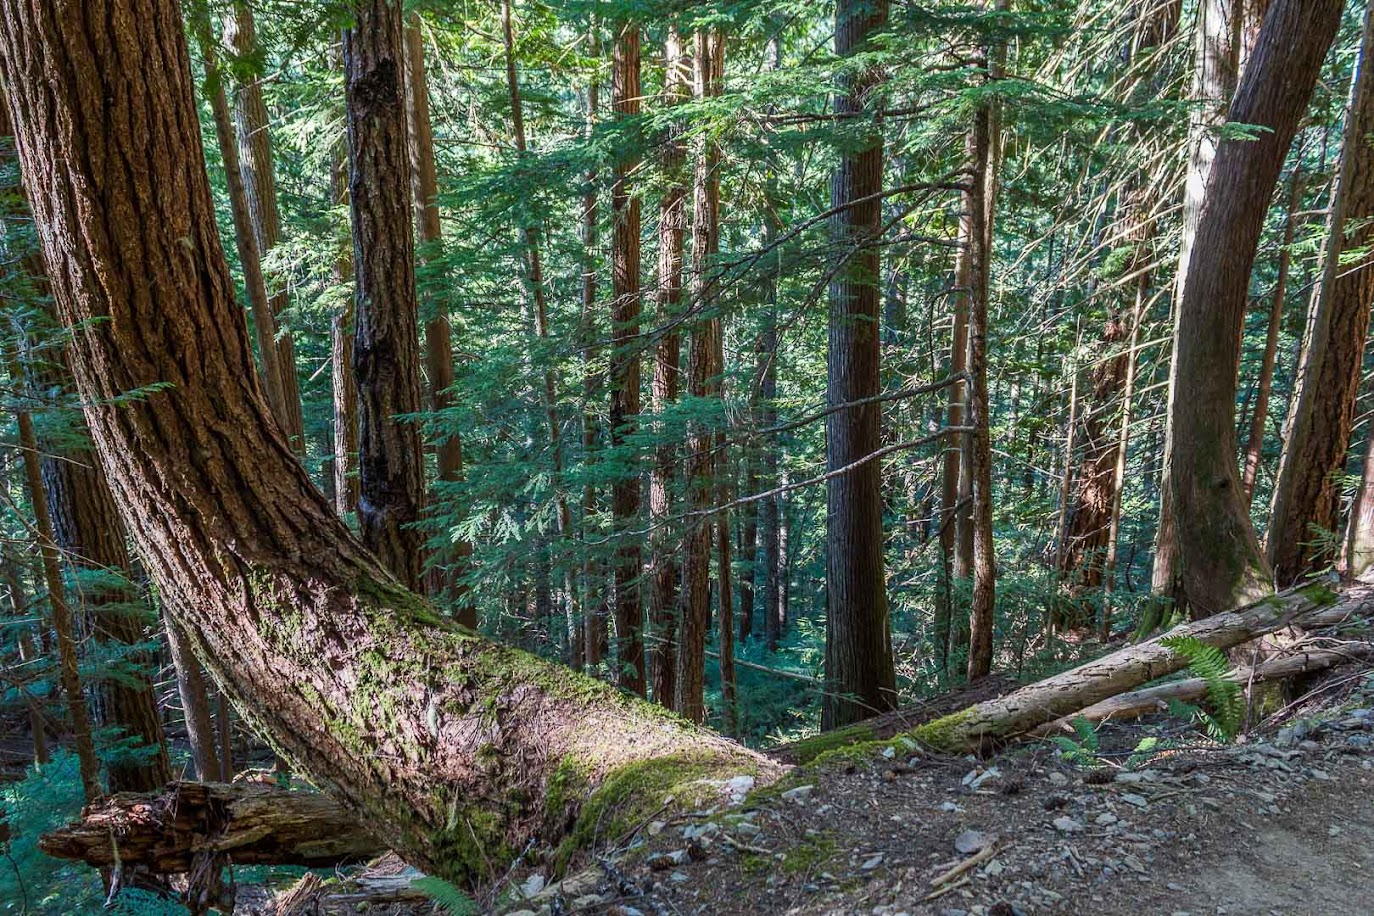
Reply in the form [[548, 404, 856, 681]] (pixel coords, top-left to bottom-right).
[[678, 29, 725, 725], [11, 356, 100, 801], [824, 0, 896, 728], [609, 20, 646, 695], [222, 1, 305, 455], [5, 553, 49, 765], [1241, 169, 1302, 503], [1348, 412, 1374, 576], [330, 120, 360, 518], [164, 617, 223, 781], [346, 0, 428, 592], [649, 28, 688, 707], [965, 35, 998, 680], [403, 16, 474, 619], [1101, 275, 1148, 638], [758, 32, 784, 654], [580, 52, 607, 670], [1268, 6, 1374, 585], [0, 0, 770, 883], [1160, 0, 1341, 617]]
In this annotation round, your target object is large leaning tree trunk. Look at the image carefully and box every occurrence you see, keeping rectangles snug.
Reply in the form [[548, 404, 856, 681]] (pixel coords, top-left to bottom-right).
[[1157, 0, 1340, 619], [823, 0, 897, 729], [0, 0, 770, 884], [345, 0, 429, 592], [1267, 2, 1374, 587]]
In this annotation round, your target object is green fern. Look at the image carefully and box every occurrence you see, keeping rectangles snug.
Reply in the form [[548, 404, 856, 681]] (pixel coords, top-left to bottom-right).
[[412, 876, 479, 916], [1050, 715, 1102, 766], [1161, 635, 1243, 741]]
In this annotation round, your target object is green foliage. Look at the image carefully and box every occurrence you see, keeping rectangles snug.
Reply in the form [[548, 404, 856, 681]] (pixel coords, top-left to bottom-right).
[[1161, 635, 1243, 742], [1049, 715, 1101, 767], [0, 752, 107, 916], [412, 876, 480, 916]]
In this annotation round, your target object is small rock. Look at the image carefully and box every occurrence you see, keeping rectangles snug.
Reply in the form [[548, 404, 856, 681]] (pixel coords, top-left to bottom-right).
[[861, 853, 885, 870], [1311, 769, 1331, 781], [507, 911, 537, 916], [940, 801, 964, 813], [1052, 816, 1084, 833], [725, 775, 756, 802], [669, 871, 689, 883], [1123, 855, 1146, 874], [1329, 825, 1344, 837], [1121, 793, 1149, 808], [984, 859, 1005, 877], [683, 822, 719, 841], [781, 784, 815, 803], [1047, 771, 1069, 787], [882, 745, 897, 759], [1095, 812, 1118, 826], [647, 820, 666, 836], [573, 894, 604, 909], [520, 873, 546, 898], [955, 830, 992, 855], [647, 849, 689, 870]]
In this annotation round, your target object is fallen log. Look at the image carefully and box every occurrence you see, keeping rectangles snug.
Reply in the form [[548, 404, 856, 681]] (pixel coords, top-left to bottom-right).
[[1030, 642, 1374, 736], [909, 581, 1374, 753], [38, 781, 384, 872]]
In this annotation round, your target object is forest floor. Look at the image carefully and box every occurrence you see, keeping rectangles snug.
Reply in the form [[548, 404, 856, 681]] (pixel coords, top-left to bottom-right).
[[243, 668, 1374, 916]]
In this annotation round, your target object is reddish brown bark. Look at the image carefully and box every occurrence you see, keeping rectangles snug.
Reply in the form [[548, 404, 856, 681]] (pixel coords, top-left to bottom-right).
[[823, 0, 897, 727], [345, 0, 428, 592]]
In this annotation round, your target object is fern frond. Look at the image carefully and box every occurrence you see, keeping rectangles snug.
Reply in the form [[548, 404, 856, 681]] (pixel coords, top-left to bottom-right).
[[412, 876, 479, 916], [1161, 635, 1243, 740]]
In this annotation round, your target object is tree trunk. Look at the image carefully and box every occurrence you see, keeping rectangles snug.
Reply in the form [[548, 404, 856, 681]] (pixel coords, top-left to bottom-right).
[[1348, 418, 1374, 576], [222, 1, 306, 455], [609, 20, 646, 696], [580, 48, 607, 670], [1158, 0, 1339, 618], [165, 616, 223, 782], [1154, 0, 1243, 597], [678, 29, 726, 725], [824, 0, 897, 728], [5, 552, 49, 765], [330, 116, 360, 518], [346, 0, 428, 593], [11, 356, 100, 801], [1241, 170, 1302, 504], [966, 24, 1000, 680], [403, 15, 474, 620], [1268, 5, 1374, 586], [0, 0, 771, 884], [649, 28, 688, 708], [758, 32, 784, 655]]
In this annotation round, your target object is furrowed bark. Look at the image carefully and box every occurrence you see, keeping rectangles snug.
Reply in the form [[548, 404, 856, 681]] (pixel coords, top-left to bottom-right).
[[0, 0, 773, 884]]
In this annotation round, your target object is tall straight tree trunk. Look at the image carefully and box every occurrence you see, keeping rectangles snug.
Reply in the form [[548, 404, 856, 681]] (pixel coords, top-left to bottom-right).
[[824, 0, 896, 728], [403, 16, 473, 620], [330, 117, 360, 518], [678, 29, 726, 725], [965, 29, 999, 681], [1349, 417, 1374, 576], [649, 28, 688, 708], [1154, 0, 1242, 597], [1241, 169, 1301, 503], [0, 0, 769, 883], [346, 0, 428, 592], [1268, 5, 1374, 586], [11, 356, 99, 802], [222, 1, 305, 455], [1160, 0, 1341, 617], [609, 20, 646, 695], [758, 30, 784, 654], [580, 50, 607, 670], [4, 553, 49, 765]]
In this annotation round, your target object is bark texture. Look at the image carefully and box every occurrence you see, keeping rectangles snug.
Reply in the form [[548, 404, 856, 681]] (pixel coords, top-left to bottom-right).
[[1268, 5, 1374, 585], [0, 0, 771, 883], [1158, 0, 1340, 618], [824, 0, 897, 728], [609, 20, 646, 695], [345, 0, 429, 592]]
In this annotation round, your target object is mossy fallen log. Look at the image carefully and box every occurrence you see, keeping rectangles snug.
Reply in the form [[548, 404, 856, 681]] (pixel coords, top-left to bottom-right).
[[907, 582, 1374, 753]]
